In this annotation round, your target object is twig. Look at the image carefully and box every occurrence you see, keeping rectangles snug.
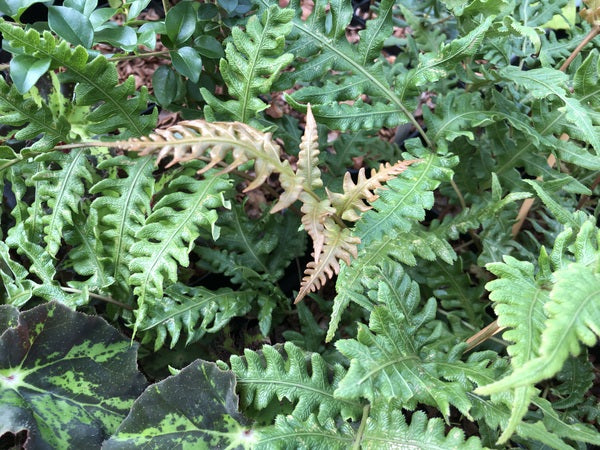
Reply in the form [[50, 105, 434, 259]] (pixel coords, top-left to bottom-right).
[[465, 319, 507, 353], [559, 25, 600, 72], [512, 152, 558, 238]]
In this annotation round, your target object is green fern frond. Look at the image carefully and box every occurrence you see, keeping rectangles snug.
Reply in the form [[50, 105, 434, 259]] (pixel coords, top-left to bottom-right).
[[230, 341, 363, 425], [138, 283, 253, 351], [5, 222, 85, 306], [0, 19, 156, 138], [197, 202, 305, 283], [128, 171, 232, 334], [354, 147, 457, 247], [33, 149, 94, 256], [256, 405, 485, 449], [0, 77, 70, 152], [334, 263, 495, 419], [90, 155, 154, 297], [476, 219, 600, 416], [362, 407, 484, 449], [256, 414, 355, 449], [201, 6, 294, 123], [64, 208, 114, 292], [0, 240, 34, 307], [253, 0, 420, 132]]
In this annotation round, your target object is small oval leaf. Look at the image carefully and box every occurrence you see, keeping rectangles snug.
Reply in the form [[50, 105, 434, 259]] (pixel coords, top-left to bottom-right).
[[194, 35, 224, 59], [9, 55, 51, 94], [152, 65, 178, 106], [48, 5, 94, 48], [165, 0, 197, 45], [170, 46, 203, 83]]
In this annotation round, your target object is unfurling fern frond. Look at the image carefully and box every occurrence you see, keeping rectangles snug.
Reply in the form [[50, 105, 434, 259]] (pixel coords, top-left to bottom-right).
[[106, 108, 413, 304], [229, 341, 363, 425], [110, 120, 301, 213]]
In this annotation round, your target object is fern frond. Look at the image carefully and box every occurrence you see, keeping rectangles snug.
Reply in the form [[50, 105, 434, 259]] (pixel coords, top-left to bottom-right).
[[295, 219, 360, 303], [64, 208, 114, 292], [327, 160, 417, 222], [197, 202, 305, 282], [297, 104, 322, 191], [299, 194, 335, 261], [355, 147, 456, 247], [90, 155, 154, 297], [128, 172, 232, 334], [5, 222, 85, 306], [0, 77, 70, 152], [362, 407, 484, 449], [0, 19, 156, 138], [138, 283, 253, 351], [110, 120, 301, 213], [476, 219, 600, 433], [230, 341, 363, 425], [33, 149, 94, 256], [257, 407, 484, 449], [335, 263, 497, 418], [0, 240, 34, 307], [201, 6, 294, 122]]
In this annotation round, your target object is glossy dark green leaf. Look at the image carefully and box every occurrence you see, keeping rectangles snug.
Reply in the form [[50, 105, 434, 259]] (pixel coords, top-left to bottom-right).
[[95, 24, 137, 52], [9, 55, 51, 94], [103, 360, 256, 449], [170, 46, 203, 83], [194, 35, 224, 59], [89, 8, 117, 30], [48, 6, 94, 48], [0, 302, 147, 449], [197, 3, 218, 20], [126, 0, 150, 20], [64, 0, 97, 16], [152, 65, 178, 106], [0, 0, 44, 19], [217, 0, 238, 13], [165, 0, 197, 45]]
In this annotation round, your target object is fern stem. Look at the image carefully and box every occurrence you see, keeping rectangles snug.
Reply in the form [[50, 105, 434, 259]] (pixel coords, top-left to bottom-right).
[[559, 25, 600, 72], [352, 404, 370, 450], [60, 287, 133, 310], [108, 50, 170, 62]]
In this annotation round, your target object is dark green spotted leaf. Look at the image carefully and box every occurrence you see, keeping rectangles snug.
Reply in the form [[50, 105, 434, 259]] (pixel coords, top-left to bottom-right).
[[103, 360, 256, 449], [0, 305, 19, 334], [0, 302, 147, 449]]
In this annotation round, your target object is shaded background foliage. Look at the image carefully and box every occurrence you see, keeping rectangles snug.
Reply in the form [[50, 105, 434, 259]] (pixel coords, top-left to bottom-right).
[[1, 0, 600, 448]]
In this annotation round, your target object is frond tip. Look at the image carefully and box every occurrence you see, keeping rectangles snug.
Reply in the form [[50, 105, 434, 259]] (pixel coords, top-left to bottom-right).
[[295, 220, 360, 303]]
